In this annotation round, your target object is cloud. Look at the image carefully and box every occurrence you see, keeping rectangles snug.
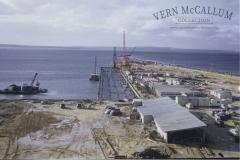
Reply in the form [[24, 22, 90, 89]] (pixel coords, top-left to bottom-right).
[[0, 0, 238, 51], [0, 0, 18, 10]]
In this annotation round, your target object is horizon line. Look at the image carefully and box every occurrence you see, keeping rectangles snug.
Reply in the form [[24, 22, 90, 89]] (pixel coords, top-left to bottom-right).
[[0, 43, 238, 53]]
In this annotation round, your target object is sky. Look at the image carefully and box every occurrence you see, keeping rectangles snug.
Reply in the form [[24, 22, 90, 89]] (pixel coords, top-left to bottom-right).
[[0, 0, 239, 51]]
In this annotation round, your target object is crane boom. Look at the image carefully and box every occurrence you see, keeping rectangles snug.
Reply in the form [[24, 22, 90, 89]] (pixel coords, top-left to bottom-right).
[[30, 73, 38, 87], [127, 47, 136, 56]]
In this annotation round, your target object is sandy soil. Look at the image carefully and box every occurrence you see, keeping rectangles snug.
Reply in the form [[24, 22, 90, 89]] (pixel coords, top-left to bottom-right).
[[0, 99, 239, 159], [0, 101, 158, 159], [132, 63, 240, 92]]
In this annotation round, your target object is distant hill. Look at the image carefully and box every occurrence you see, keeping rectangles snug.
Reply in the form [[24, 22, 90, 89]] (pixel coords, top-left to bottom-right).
[[0, 44, 21, 47], [0, 44, 238, 53], [131, 47, 238, 53]]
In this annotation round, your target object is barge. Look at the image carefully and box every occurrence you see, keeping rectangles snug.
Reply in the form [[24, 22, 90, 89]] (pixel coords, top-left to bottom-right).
[[0, 73, 48, 95]]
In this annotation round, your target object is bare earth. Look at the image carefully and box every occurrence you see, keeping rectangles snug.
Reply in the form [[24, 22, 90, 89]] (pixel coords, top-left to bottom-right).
[[0, 99, 239, 159]]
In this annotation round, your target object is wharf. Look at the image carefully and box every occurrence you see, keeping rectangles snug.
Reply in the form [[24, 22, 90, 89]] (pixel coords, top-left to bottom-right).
[[97, 67, 135, 100]]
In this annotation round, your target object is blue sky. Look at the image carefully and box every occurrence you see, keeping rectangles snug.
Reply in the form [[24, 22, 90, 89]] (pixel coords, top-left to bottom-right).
[[0, 0, 239, 51]]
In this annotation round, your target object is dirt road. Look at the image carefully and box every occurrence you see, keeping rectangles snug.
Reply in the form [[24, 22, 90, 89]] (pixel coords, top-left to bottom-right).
[[0, 100, 239, 159]]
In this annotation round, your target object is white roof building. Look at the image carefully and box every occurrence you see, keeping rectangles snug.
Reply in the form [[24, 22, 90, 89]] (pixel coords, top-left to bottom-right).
[[153, 85, 200, 97], [137, 97, 207, 142], [210, 90, 232, 99]]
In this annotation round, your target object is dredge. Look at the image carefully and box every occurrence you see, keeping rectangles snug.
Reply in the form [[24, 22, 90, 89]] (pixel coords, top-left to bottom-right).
[[0, 73, 48, 95]]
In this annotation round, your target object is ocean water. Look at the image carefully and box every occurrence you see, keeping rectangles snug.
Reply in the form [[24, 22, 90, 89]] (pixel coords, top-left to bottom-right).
[[131, 51, 239, 74], [0, 46, 239, 100], [0, 46, 113, 100]]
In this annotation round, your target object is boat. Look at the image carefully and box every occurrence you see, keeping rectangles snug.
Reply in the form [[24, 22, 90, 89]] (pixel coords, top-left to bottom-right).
[[89, 56, 100, 81], [0, 73, 48, 95]]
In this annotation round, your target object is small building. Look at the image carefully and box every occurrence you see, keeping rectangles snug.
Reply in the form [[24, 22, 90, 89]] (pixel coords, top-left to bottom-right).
[[153, 85, 200, 97], [166, 78, 182, 85], [166, 72, 174, 77], [176, 96, 210, 107], [210, 90, 232, 99], [211, 99, 221, 107], [198, 98, 210, 107], [132, 99, 143, 106], [131, 70, 152, 76], [131, 70, 162, 78], [142, 77, 158, 82], [175, 96, 198, 107], [221, 99, 232, 105]]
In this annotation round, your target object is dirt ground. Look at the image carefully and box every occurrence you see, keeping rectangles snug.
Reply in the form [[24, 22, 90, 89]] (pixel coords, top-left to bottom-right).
[[132, 63, 240, 93], [0, 100, 160, 159], [0, 99, 239, 159]]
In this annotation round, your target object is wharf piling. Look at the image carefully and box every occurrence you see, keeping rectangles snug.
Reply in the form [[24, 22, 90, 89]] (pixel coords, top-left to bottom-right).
[[98, 67, 135, 101]]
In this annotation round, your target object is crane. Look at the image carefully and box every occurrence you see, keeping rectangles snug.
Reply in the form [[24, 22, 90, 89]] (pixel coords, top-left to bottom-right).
[[120, 31, 132, 71], [119, 47, 136, 57], [127, 47, 136, 57], [30, 73, 39, 87]]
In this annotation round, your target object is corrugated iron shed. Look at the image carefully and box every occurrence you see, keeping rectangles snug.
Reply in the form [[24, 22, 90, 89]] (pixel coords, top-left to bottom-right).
[[139, 97, 206, 132], [153, 85, 200, 96]]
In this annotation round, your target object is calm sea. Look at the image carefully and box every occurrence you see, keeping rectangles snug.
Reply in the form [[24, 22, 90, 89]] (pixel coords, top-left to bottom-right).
[[0, 46, 239, 100], [131, 50, 239, 75]]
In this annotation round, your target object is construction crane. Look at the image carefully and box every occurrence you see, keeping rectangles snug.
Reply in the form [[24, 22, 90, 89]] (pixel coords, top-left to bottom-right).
[[119, 47, 136, 57], [127, 47, 136, 57], [30, 73, 39, 87], [120, 31, 131, 71]]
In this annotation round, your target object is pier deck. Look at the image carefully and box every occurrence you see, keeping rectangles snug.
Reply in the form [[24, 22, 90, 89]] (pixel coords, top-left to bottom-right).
[[98, 67, 134, 100]]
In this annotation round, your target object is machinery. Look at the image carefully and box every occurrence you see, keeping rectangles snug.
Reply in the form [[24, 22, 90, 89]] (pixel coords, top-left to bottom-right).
[[120, 31, 135, 71], [0, 73, 48, 94]]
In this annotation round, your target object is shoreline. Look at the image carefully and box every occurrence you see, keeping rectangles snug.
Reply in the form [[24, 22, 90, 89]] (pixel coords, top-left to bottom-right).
[[123, 59, 240, 100], [130, 58, 240, 77]]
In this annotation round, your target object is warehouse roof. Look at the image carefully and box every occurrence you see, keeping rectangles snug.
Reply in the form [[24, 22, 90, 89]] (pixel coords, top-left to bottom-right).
[[212, 89, 231, 94], [138, 97, 206, 132], [153, 85, 200, 96], [176, 96, 198, 100]]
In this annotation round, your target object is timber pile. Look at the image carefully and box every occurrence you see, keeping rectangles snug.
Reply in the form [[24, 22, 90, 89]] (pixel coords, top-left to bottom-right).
[[133, 145, 174, 159], [164, 145, 175, 155], [133, 148, 162, 159], [194, 147, 205, 158], [0, 119, 3, 125], [91, 128, 118, 158], [201, 147, 213, 156], [187, 147, 205, 158]]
